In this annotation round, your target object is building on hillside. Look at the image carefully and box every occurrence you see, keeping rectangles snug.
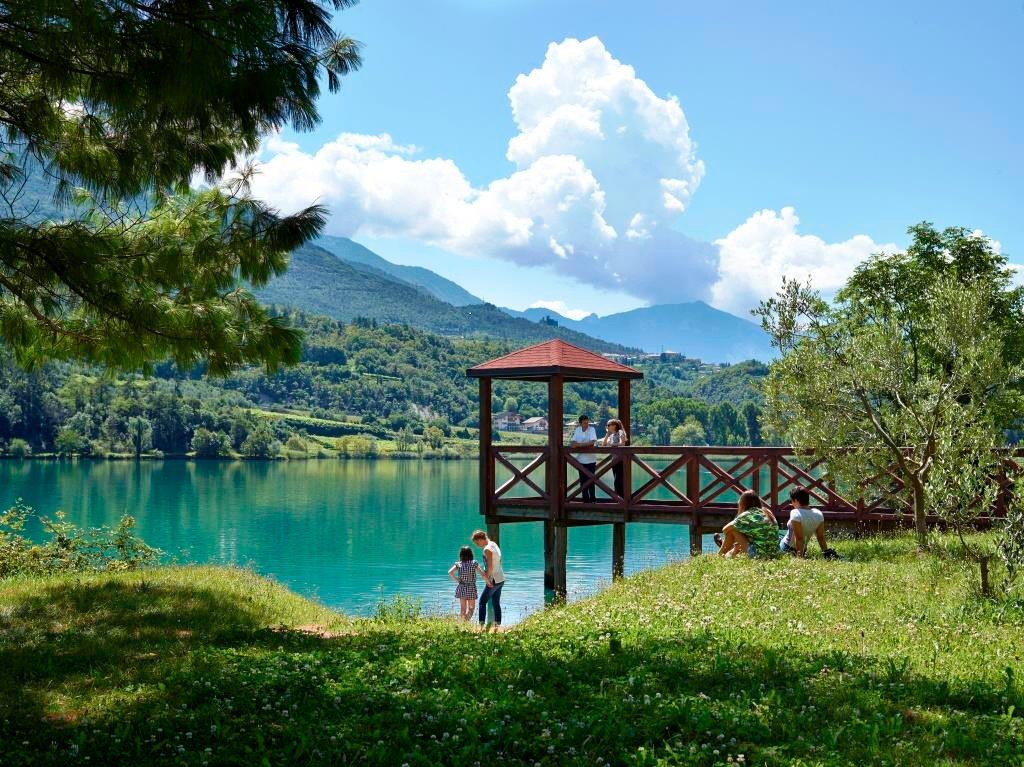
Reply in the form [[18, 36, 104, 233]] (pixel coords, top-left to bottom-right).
[[521, 416, 549, 434], [493, 411, 523, 431]]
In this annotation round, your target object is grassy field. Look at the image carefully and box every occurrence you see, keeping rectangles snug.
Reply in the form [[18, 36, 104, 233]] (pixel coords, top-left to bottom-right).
[[1, 538, 1022, 765]]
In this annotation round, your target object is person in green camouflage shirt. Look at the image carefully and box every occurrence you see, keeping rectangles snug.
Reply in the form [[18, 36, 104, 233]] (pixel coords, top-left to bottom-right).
[[716, 490, 781, 558]]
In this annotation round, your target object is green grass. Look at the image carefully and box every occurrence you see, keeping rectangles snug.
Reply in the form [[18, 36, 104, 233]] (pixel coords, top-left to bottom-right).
[[1, 539, 1023, 765]]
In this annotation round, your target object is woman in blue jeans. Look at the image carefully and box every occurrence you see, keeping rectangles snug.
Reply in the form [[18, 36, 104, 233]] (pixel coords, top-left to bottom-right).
[[471, 529, 506, 630]]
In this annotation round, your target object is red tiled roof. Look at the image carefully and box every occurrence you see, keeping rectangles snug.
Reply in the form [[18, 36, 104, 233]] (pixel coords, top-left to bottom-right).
[[467, 339, 642, 380]]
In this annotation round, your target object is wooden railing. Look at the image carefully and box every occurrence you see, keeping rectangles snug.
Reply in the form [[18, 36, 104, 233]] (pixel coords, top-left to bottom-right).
[[487, 445, 1022, 526]]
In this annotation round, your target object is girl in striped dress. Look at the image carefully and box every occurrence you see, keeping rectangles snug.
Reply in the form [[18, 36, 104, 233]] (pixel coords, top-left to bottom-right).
[[448, 546, 487, 621]]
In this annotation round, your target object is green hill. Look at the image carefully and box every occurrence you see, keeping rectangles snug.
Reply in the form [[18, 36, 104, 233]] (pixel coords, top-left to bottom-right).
[[315, 234, 482, 306], [255, 244, 633, 353]]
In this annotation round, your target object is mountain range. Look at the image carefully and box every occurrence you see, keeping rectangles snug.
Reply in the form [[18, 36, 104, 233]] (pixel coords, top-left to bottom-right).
[[503, 303, 775, 363], [13, 165, 775, 362], [307, 236, 776, 363], [254, 242, 633, 353]]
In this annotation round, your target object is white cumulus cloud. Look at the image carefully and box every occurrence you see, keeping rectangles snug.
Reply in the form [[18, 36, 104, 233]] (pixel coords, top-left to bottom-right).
[[248, 37, 895, 316], [711, 207, 897, 317], [249, 36, 716, 304]]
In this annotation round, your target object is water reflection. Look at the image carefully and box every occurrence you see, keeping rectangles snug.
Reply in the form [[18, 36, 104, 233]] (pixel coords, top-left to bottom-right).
[[3, 459, 713, 623]]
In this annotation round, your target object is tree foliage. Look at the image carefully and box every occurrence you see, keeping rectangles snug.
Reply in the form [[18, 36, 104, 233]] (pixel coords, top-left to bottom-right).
[[756, 223, 1024, 545], [0, 0, 362, 372]]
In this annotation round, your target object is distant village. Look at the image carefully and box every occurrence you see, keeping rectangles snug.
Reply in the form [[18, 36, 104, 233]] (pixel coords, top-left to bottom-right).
[[599, 350, 723, 373]]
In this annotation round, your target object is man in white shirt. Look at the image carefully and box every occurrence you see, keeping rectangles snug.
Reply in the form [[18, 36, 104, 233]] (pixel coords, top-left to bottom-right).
[[569, 414, 598, 502], [780, 486, 837, 558]]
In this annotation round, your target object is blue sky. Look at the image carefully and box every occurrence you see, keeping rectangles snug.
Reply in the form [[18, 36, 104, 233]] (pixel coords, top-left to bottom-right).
[[254, 0, 1023, 319]]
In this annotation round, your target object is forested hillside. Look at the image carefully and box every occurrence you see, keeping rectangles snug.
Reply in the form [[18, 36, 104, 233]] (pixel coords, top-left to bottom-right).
[[0, 312, 767, 458], [254, 245, 632, 353], [314, 235, 481, 306]]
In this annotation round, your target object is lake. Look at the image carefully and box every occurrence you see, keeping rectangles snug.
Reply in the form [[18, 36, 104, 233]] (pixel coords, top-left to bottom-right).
[[1, 459, 709, 623]]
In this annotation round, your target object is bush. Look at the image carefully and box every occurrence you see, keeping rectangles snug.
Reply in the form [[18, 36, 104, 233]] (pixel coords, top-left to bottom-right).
[[241, 424, 281, 459], [191, 428, 229, 458], [285, 435, 308, 454], [55, 428, 88, 456], [372, 588, 422, 622], [336, 435, 377, 458], [0, 501, 160, 578], [998, 500, 1024, 594], [6, 438, 31, 458]]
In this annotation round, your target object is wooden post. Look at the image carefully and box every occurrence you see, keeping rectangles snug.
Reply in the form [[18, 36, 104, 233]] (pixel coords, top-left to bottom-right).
[[543, 520, 555, 590], [548, 375, 567, 600], [618, 378, 632, 515], [689, 520, 703, 557], [612, 522, 625, 580], [686, 450, 700, 508], [553, 523, 568, 600], [617, 379, 631, 434], [478, 377, 492, 520], [770, 453, 780, 514], [687, 451, 702, 556], [547, 375, 564, 522]]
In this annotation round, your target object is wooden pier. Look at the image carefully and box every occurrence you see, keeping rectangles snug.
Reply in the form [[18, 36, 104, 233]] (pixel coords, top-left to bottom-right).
[[468, 340, 1018, 598]]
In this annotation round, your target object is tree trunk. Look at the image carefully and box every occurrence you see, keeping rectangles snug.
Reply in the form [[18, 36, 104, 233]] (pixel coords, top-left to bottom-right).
[[911, 479, 928, 548]]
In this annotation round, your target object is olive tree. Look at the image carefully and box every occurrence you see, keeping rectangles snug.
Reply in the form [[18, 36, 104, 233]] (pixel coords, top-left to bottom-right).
[[755, 224, 1024, 547]]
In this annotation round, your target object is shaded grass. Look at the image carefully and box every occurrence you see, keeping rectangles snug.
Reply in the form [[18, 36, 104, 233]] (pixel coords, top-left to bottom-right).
[[1, 540, 1022, 765]]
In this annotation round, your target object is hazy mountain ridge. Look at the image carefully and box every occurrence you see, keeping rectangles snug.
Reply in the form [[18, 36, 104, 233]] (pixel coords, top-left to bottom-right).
[[505, 302, 776, 363]]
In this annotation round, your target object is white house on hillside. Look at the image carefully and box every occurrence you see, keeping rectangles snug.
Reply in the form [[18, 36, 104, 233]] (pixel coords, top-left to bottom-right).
[[493, 411, 523, 430], [521, 416, 548, 434]]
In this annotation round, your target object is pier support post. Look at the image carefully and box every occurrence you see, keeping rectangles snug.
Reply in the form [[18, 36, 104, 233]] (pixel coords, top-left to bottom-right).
[[543, 520, 555, 590], [553, 523, 568, 601], [612, 522, 625, 580], [487, 520, 500, 545], [689, 521, 703, 557]]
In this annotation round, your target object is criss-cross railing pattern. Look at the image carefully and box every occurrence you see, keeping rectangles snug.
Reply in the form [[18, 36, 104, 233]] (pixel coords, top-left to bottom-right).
[[490, 446, 550, 507], [487, 445, 1022, 524]]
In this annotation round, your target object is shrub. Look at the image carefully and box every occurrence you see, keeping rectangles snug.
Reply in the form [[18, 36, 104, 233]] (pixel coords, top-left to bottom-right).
[[241, 424, 281, 459], [285, 435, 308, 454], [373, 588, 422, 622], [336, 435, 376, 458], [55, 428, 88, 456], [998, 500, 1024, 594], [0, 502, 160, 578], [191, 428, 230, 458], [7, 438, 31, 458], [423, 426, 445, 449]]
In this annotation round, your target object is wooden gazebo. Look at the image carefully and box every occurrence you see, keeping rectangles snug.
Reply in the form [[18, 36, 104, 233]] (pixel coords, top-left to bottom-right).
[[467, 339, 643, 597]]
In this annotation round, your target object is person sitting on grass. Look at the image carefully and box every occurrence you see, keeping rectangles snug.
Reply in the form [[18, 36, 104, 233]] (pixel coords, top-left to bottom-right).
[[448, 545, 487, 622], [780, 486, 840, 559], [716, 490, 780, 558]]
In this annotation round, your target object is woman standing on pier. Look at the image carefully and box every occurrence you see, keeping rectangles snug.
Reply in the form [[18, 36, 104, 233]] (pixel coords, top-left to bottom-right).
[[602, 418, 629, 499]]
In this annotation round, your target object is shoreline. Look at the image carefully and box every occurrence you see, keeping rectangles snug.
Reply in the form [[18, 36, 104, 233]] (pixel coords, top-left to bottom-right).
[[0, 452, 478, 462]]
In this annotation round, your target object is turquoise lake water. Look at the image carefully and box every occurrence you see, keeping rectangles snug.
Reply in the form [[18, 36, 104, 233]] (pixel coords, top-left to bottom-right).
[[1, 459, 711, 623]]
